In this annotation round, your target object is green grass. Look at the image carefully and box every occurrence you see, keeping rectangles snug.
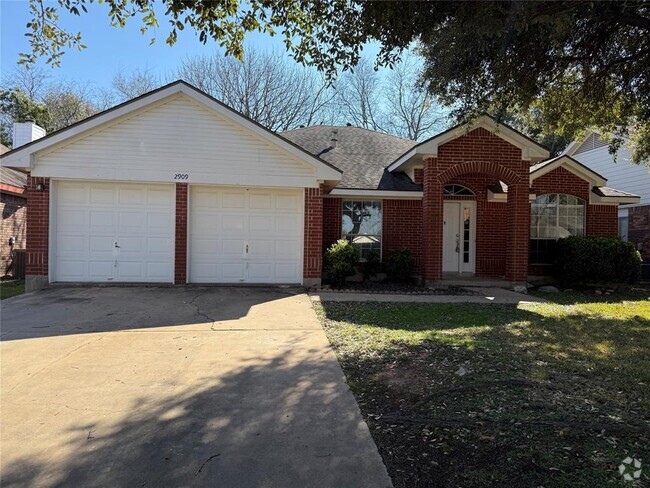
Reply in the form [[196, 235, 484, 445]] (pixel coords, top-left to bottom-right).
[[317, 291, 650, 488], [0, 278, 25, 300]]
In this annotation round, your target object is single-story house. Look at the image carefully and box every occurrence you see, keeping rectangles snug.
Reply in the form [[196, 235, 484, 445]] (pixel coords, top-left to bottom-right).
[[0, 143, 27, 276], [0, 81, 640, 292], [563, 132, 650, 261]]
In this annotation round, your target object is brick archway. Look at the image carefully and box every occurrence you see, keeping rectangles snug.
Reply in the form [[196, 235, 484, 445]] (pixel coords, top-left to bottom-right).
[[422, 158, 530, 284], [438, 161, 521, 186]]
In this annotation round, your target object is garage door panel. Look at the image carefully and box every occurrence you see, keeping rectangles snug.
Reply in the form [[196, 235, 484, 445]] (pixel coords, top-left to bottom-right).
[[89, 261, 114, 280], [249, 192, 272, 209], [189, 186, 302, 284], [222, 239, 245, 256], [222, 215, 247, 232], [222, 263, 246, 281], [89, 187, 115, 204], [54, 181, 174, 283], [276, 215, 300, 233], [276, 194, 299, 210], [222, 191, 246, 209], [59, 185, 88, 204], [249, 216, 273, 233], [90, 211, 115, 229]]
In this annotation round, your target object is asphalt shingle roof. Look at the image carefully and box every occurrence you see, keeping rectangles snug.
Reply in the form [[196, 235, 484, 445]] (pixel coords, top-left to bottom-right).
[[281, 125, 420, 190], [592, 186, 639, 198]]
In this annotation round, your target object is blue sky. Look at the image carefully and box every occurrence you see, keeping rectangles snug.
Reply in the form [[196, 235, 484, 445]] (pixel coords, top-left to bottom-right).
[[1, 0, 381, 90]]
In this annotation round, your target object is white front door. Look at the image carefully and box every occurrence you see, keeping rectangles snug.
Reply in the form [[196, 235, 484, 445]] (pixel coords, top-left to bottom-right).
[[443, 201, 476, 274], [53, 180, 175, 283], [189, 186, 303, 284]]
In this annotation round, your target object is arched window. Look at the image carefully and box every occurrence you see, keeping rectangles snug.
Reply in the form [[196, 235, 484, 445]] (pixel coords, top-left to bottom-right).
[[443, 184, 474, 196]]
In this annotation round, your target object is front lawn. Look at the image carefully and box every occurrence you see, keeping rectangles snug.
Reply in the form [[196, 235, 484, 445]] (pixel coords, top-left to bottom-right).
[[317, 291, 650, 487], [0, 278, 25, 300]]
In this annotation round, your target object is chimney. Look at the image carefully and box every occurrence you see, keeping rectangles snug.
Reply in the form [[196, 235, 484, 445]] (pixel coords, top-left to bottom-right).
[[12, 121, 46, 148], [330, 129, 338, 149]]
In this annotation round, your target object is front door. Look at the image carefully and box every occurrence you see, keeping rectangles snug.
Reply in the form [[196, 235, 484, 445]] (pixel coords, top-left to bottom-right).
[[443, 201, 476, 274]]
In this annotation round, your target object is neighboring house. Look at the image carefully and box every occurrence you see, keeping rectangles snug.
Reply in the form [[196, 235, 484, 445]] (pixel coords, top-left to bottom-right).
[[564, 132, 650, 260], [0, 143, 27, 276], [0, 81, 639, 292]]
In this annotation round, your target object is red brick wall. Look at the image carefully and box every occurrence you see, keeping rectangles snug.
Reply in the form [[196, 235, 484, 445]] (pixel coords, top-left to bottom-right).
[[304, 187, 323, 279], [323, 197, 342, 254], [413, 168, 423, 185], [422, 128, 530, 282], [383, 199, 423, 271], [629, 205, 650, 260], [531, 167, 590, 201], [25, 177, 49, 277], [1, 192, 27, 276], [174, 183, 188, 284], [587, 204, 618, 237]]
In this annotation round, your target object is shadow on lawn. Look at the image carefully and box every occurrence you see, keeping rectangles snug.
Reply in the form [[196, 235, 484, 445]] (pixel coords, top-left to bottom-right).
[[320, 301, 650, 487], [1, 344, 383, 488]]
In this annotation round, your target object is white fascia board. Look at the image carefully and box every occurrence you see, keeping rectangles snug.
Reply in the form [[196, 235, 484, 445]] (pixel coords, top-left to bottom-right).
[[327, 189, 423, 199], [486, 190, 537, 202], [530, 157, 607, 187], [386, 148, 419, 172], [590, 194, 641, 205], [387, 115, 549, 173], [178, 85, 341, 181]]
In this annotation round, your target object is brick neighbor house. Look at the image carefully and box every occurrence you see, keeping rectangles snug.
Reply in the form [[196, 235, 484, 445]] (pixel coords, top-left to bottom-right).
[[0, 143, 27, 277], [563, 132, 650, 261], [0, 81, 640, 292]]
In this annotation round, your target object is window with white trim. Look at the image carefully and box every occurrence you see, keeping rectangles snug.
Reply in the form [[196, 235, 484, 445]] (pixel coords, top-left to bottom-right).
[[530, 194, 585, 264], [342, 200, 382, 260], [531, 194, 586, 239]]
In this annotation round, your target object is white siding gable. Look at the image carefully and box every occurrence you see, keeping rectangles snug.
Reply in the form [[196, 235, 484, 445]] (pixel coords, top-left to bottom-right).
[[572, 145, 650, 206], [33, 94, 320, 188]]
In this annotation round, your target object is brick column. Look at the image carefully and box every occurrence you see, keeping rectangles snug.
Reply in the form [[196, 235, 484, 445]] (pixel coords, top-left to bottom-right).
[[174, 183, 188, 284], [25, 176, 50, 291], [303, 186, 323, 287], [505, 181, 530, 283], [422, 158, 443, 283]]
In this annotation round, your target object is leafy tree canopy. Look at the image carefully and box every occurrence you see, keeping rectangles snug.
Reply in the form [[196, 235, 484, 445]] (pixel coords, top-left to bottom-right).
[[21, 0, 650, 163], [0, 89, 53, 147]]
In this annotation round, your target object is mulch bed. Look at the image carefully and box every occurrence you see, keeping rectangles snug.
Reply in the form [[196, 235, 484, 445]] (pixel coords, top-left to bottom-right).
[[322, 282, 479, 295]]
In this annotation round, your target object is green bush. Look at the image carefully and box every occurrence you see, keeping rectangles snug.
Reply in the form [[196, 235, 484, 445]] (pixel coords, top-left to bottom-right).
[[362, 249, 382, 280], [554, 236, 642, 284], [385, 248, 415, 283], [325, 239, 360, 287]]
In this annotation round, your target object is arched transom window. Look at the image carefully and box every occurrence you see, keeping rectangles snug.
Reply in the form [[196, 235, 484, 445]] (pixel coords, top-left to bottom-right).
[[531, 194, 585, 239], [443, 184, 474, 196]]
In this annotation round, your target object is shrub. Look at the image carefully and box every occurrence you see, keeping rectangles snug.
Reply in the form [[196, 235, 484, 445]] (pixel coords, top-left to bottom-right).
[[362, 249, 382, 280], [325, 239, 360, 287], [385, 248, 415, 283], [554, 236, 642, 285]]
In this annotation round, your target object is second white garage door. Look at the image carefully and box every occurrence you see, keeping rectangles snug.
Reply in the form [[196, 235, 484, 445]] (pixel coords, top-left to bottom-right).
[[189, 186, 303, 284]]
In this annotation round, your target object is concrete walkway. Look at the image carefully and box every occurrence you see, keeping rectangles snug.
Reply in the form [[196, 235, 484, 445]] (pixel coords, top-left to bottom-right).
[[1, 287, 391, 488], [311, 287, 547, 304]]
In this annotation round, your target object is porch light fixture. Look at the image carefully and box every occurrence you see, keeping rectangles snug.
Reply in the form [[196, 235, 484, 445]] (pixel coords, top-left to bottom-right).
[[35, 182, 45, 192]]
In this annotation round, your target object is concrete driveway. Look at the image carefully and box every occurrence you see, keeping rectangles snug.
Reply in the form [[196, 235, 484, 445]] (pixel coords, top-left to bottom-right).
[[1, 287, 391, 488]]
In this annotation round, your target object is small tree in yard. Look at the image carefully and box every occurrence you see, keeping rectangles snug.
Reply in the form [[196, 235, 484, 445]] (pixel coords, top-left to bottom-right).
[[325, 239, 359, 288]]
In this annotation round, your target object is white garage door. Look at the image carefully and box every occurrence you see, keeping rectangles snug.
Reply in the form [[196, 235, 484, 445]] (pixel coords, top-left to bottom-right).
[[189, 186, 303, 284], [53, 180, 175, 283]]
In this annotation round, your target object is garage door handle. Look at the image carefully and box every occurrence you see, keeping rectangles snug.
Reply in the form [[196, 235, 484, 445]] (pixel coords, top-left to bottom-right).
[[114, 242, 120, 249], [245, 244, 249, 254]]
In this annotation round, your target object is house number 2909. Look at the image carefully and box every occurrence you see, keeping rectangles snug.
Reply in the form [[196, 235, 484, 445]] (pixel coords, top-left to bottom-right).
[[174, 173, 189, 180]]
